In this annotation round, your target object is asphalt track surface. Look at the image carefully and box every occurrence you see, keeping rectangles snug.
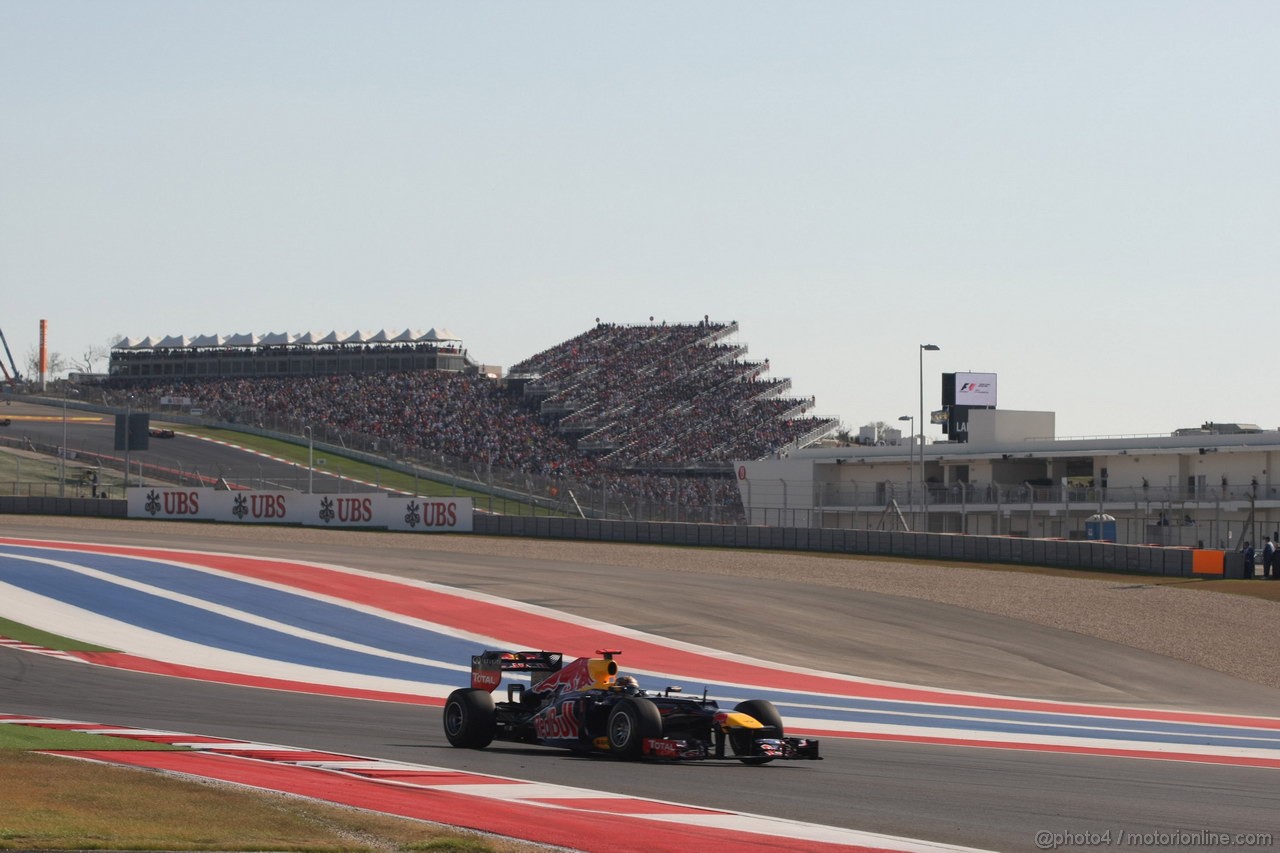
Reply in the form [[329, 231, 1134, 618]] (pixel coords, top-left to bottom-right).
[[3, 519, 1280, 852]]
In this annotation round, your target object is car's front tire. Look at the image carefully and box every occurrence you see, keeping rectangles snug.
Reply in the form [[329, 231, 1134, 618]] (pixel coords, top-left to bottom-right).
[[731, 699, 785, 765], [443, 687, 496, 749], [607, 697, 662, 760]]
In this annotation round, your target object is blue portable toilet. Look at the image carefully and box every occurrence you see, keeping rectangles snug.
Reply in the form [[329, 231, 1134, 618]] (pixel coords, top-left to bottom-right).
[[1085, 513, 1117, 542]]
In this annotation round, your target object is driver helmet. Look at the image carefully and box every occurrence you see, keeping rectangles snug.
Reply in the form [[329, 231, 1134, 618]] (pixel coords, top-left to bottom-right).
[[614, 675, 641, 694]]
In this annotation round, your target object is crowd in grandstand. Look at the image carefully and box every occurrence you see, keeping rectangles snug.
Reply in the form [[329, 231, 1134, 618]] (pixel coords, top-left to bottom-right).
[[512, 320, 833, 466], [113, 320, 836, 512]]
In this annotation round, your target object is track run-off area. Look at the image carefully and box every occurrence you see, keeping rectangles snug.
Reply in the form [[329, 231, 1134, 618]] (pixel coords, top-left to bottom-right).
[[3, 530, 1280, 851]]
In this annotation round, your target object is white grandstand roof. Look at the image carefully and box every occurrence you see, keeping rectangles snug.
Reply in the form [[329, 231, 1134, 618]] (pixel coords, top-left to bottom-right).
[[113, 327, 463, 349]]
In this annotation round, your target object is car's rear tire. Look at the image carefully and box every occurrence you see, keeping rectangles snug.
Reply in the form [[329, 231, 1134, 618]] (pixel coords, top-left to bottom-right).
[[607, 697, 662, 760], [443, 688, 496, 749], [731, 699, 784, 765]]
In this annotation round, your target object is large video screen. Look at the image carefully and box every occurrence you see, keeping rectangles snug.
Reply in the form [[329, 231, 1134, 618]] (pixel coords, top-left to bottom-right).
[[955, 372, 997, 407]]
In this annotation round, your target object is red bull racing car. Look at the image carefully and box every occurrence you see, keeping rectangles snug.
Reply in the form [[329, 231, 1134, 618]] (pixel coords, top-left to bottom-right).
[[442, 649, 821, 764]]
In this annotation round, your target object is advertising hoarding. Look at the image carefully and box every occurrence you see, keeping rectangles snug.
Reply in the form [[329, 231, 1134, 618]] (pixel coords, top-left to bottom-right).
[[127, 488, 473, 532]]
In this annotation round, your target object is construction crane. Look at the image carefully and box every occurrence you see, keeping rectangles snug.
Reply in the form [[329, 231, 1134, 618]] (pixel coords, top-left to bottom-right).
[[0, 327, 21, 387]]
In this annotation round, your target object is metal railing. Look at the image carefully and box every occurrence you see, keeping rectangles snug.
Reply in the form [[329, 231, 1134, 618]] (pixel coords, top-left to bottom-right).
[[813, 482, 1275, 508]]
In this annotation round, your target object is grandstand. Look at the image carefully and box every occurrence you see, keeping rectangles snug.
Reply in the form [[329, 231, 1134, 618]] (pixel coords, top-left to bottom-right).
[[105, 319, 838, 512], [508, 320, 835, 471]]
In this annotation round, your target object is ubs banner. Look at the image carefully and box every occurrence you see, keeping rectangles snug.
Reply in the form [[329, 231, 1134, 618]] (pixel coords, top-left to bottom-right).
[[127, 488, 473, 532]]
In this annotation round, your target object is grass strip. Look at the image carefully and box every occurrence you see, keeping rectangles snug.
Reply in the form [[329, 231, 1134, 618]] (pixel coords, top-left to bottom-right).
[[0, 750, 538, 851], [0, 723, 181, 751], [0, 616, 115, 652], [176, 425, 482, 499], [0, 451, 60, 485], [0, 724, 549, 852]]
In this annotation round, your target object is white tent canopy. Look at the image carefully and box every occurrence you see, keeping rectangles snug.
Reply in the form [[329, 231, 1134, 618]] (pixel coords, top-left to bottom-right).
[[113, 327, 462, 350]]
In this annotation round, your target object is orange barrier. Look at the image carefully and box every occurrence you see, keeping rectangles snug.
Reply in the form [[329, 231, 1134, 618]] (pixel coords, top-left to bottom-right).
[[1191, 549, 1224, 576]]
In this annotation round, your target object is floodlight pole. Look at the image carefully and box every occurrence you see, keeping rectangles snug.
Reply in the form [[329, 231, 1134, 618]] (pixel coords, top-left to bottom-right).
[[898, 415, 913, 520], [919, 344, 940, 529]]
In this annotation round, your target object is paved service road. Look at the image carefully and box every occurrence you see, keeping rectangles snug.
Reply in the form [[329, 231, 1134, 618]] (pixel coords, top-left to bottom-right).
[[3, 518, 1279, 851]]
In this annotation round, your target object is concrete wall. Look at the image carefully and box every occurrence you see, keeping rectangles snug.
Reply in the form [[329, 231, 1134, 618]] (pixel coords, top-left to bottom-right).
[[3, 498, 1228, 578], [470, 515, 1216, 578], [0, 497, 127, 518]]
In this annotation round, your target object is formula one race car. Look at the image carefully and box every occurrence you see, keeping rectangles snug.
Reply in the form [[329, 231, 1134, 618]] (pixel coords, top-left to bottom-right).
[[148, 427, 175, 438], [442, 649, 821, 764]]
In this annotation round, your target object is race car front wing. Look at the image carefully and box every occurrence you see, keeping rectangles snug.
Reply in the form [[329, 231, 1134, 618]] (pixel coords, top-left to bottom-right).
[[641, 735, 822, 761]]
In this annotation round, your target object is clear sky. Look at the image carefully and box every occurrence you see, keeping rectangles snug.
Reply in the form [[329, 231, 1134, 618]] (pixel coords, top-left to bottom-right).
[[2, 2, 1276, 441]]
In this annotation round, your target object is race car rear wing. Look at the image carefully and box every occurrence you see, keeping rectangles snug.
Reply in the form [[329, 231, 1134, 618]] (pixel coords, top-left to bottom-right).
[[471, 650, 563, 692]]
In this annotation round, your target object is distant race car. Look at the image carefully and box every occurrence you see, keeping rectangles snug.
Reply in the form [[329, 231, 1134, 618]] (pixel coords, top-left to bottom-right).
[[148, 427, 175, 438], [442, 649, 821, 764]]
